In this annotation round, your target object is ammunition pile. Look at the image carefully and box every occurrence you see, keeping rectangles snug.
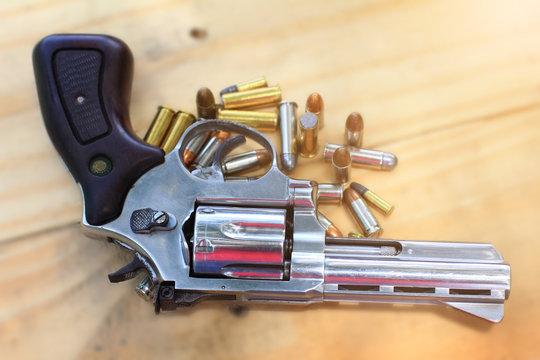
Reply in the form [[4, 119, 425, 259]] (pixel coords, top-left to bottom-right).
[[143, 76, 398, 238]]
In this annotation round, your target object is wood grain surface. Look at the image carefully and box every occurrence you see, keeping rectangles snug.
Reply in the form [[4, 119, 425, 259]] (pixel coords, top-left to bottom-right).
[[1, 0, 539, 359]]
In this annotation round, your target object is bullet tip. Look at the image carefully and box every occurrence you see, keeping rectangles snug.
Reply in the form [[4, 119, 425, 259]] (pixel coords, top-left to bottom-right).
[[306, 93, 324, 113], [345, 112, 364, 131], [344, 188, 361, 205], [350, 182, 368, 195], [196, 87, 216, 107], [382, 153, 398, 170], [280, 153, 297, 172]]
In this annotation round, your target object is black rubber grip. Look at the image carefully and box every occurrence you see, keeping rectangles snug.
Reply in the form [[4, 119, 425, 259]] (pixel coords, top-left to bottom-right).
[[33, 34, 164, 226]]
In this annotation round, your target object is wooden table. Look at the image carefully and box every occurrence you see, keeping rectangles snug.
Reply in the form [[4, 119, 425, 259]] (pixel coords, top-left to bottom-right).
[[1, 0, 539, 358]]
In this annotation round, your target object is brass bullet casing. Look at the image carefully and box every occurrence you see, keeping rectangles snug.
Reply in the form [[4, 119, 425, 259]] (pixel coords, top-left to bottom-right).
[[350, 182, 394, 216], [192, 130, 231, 169], [278, 100, 298, 172], [323, 143, 398, 171], [161, 111, 196, 154], [222, 85, 282, 110], [222, 149, 271, 175], [217, 108, 278, 131], [144, 106, 175, 147], [306, 93, 324, 129], [317, 183, 343, 204], [196, 87, 217, 119], [318, 211, 343, 237], [183, 132, 210, 166], [348, 232, 364, 238], [344, 188, 382, 238], [298, 112, 319, 157], [345, 112, 364, 148], [220, 76, 268, 96], [332, 147, 351, 184]]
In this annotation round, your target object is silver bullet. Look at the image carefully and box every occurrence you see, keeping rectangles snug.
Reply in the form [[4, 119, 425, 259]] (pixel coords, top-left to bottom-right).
[[279, 100, 298, 172], [323, 143, 398, 171]]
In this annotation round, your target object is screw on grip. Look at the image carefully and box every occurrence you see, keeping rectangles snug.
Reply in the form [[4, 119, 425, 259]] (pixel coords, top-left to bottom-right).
[[33, 34, 164, 225]]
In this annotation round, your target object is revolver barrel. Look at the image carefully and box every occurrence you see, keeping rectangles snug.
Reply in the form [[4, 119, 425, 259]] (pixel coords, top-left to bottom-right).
[[323, 237, 510, 322]]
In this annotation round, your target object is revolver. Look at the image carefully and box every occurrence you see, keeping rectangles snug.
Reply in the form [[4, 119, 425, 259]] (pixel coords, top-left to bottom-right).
[[33, 34, 510, 322]]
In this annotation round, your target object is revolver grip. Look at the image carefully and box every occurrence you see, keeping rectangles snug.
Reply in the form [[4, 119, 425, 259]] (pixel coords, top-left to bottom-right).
[[33, 34, 164, 226]]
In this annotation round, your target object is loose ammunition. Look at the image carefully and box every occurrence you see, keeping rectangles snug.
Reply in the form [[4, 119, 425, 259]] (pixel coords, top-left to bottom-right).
[[222, 85, 282, 109], [306, 93, 324, 129], [222, 149, 271, 175], [318, 212, 343, 237], [332, 147, 351, 184], [298, 112, 319, 157], [220, 76, 268, 96], [323, 143, 398, 171], [144, 106, 175, 147], [348, 232, 364, 238], [183, 132, 210, 166], [278, 101, 298, 172], [192, 130, 230, 169], [350, 182, 394, 216], [196, 87, 217, 119], [344, 188, 382, 238], [161, 111, 196, 154], [317, 183, 343, 204], [217, 108, 278, 131], [345, 112, 364, 147]]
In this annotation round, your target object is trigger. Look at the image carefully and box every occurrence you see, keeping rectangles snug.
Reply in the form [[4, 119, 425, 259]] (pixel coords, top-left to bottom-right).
[[108, 252, 150, 283]]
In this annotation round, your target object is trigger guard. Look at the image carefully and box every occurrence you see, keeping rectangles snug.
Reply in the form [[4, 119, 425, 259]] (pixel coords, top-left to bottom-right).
[[176, 120, 279, 169]]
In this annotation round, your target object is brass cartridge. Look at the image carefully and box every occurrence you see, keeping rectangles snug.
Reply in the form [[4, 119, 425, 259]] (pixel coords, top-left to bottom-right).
[[196, 87, 217, 119], [144, 106, 175, 147], [222, 85, 281, 109], [332, 147, 351, 184], [217, 108, 277, 131], [220, 76, 268, 95], [350, 182, 394, 215], [161, 111, 196, 154], [306, 93, 324, 129], [345, 112, 364, 148], [298, 112, 319, 157]]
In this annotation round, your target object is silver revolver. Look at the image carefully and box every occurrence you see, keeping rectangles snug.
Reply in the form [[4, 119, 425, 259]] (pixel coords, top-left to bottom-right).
[[33, 34, 510, 322]]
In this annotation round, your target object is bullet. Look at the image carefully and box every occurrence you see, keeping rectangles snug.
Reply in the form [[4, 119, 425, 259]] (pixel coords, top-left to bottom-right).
[[217, 108, 278, 131], [192, 130, 230, 169], [278, 101, 298, 172], [183, 132, 210, 166], [144, 106, 175, 147], [348, 232, 364, 238], [161, 111, 196, 154], [323, 143, 398, 171], [345, 112, 364, 147], [318, 212, 343, 237], [332, 147, 351, 184], [350, 182, 394, 216], [196, 87, 217, 119], [306, 93, 324, 129], [317, 183, 343, 204], [222, 149, 271, 175], [222, 85, 282, 109], [298, 112, 319, 157], [344, 188, 382, 238], [220, 76, 268, 96]]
